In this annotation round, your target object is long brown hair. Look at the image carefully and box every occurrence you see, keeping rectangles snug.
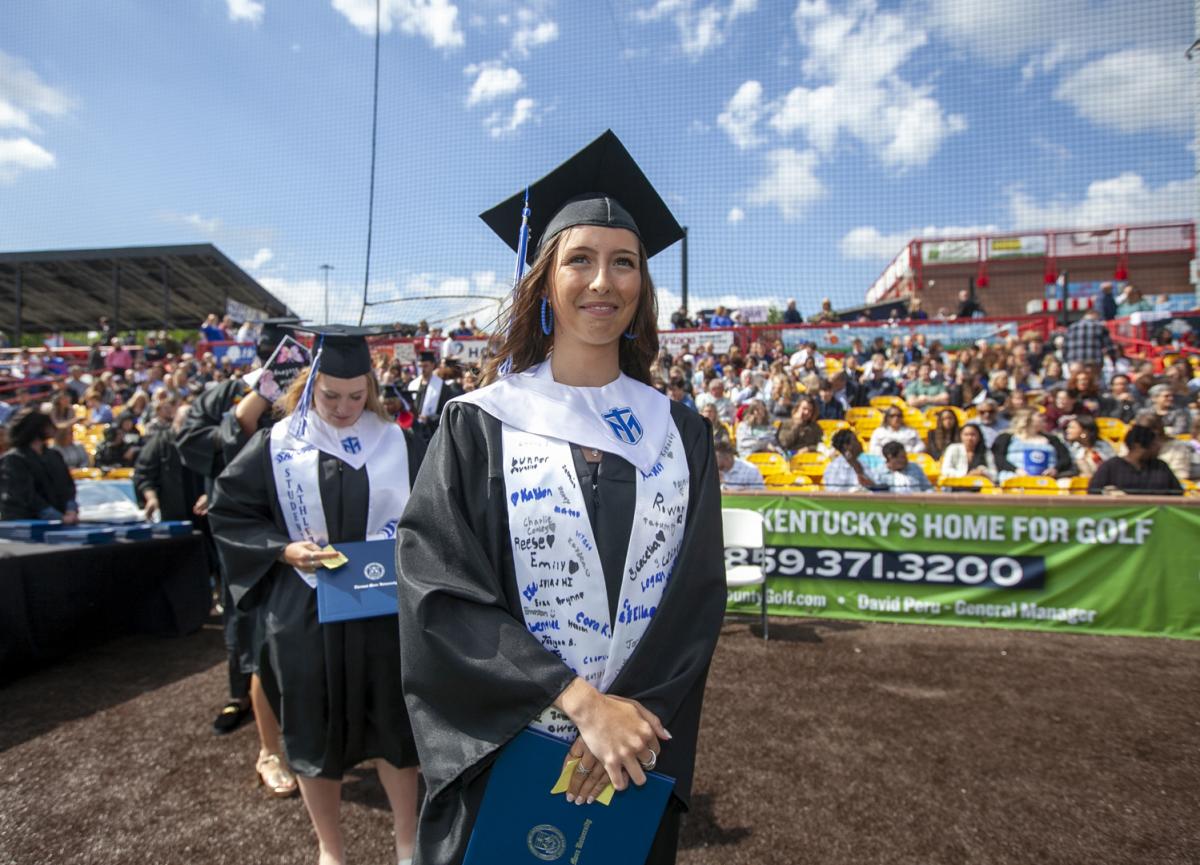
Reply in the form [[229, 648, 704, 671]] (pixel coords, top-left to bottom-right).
[[275, 368, 390, 421], [479, 229, 660, 387]]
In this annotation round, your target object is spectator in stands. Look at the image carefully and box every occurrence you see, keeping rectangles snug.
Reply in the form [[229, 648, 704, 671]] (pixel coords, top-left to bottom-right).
[[955, 289, 985, 319], [142, 333, 167, 363], [95, 411, 144, 467], [1067, 369, 1103, 416], [0, 409, 79, 522], [1164, 360, 1198, 407], [45, 389, 76, 430], [84, 387, 113, 424], [778, 396, 823, 454], [782, 298, 802, 324], [824, 429, 880, 491], [982, 369, 1012, 407], [869, 406, 924, 455], [904, 362, 948, 409], [735, 400, 782, 458], [700, 403, 732, 448], [871, 441, 933, 492], [732, 369, 764, 406], [993, 409, 1074, 480], [1044, 388, 1087, 432], [1064, 416, 1114, 479], [1089, 425, 1183, 495], [810, 298, 836, 324], [63, 364, 90, 401], [104, 336, 133, 376], [1036, 355, 1064, 394], [143, 393, 178, 437], [50, 424, 90, 469], [925, 409, 960, 460], [710, 305, 734, 327], [972, 400, 1005, 447], [666, 377, 696, 411], [1148, 384, 1192, 436], [715, 440, 764, 489], [1131, 412, 1194, 482], [939, 422, 996, 482], [765, 371, 796, 419], [1099, 373, 1138, 422], [1063, 309, 1112, 373], [907, 297, 928, 320], [860, 360, 898, 403], [1098, 282, 1118, 320], [670, 306, 691, 329], [696, 377, 734, 423], [815, 379, 845, 420], [1116, 285, 1152, 315]]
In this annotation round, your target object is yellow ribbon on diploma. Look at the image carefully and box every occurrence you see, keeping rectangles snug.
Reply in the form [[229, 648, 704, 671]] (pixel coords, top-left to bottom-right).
[[551, 758, 615, 805]]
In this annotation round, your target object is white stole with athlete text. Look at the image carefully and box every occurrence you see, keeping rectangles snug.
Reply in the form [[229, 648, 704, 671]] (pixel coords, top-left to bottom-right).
[[269, 411, 410, 588], [498, 422, 689, 741]]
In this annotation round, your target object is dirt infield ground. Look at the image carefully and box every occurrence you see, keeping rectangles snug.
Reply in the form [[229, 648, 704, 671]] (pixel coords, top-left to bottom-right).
[[1, 617, 1197, 865]]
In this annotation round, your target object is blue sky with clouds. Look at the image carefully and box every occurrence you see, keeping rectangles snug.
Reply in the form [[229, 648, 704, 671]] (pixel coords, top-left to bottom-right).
[[1, 0, 1194, 327]]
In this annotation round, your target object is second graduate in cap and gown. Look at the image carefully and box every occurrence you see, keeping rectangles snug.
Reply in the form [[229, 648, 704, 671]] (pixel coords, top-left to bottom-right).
[[209, 326, 423, 865], [396, 131, 726, 865]]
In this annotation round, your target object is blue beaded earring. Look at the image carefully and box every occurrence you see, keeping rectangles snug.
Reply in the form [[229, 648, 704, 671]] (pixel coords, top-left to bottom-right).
[[540, 298, 553, 336], [622, 327, 637, 340]]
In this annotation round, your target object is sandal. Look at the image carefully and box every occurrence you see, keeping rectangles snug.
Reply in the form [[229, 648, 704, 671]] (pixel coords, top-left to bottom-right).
[[255, 751, 299, 798]]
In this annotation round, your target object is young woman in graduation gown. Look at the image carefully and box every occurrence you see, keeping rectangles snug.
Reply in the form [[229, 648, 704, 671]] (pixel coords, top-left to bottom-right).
[[209, 328, 423, 865], [396, 131, 726, 865]]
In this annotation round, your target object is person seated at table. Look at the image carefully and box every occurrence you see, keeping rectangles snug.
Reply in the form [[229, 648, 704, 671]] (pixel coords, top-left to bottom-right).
[[715, 440, 765, 489], [1088, 425, 1183, 496], [824, 429, 881, 492], [870, 441, 933, 492], [939, 422, 996, 482], [0, 409, 79, 522], [868, 406, 924, 455], [992, 409, 1074, 481], [778, 396, 823, 454], [734, 399, 781, 458], [924, 408, 960, 460], [95, 411, 144, 468], [1063, 415, 1114, 479]]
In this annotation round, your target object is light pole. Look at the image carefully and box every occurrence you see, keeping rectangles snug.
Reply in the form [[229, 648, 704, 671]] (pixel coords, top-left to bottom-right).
[[320, 264, 334, 325]]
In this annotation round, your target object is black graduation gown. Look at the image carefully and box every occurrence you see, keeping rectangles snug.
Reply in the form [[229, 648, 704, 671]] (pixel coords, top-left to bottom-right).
[[133, 429, 206, 521], [396, 400, 726, 865], [410, 377, 461, 443], [208, 426, 423, 779], [176, 379, 246, 483], [0, 447, 74, 520]]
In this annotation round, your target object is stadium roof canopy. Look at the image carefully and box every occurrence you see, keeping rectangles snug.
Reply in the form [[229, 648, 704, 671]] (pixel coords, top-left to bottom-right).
[[0, 243, 294, 338]]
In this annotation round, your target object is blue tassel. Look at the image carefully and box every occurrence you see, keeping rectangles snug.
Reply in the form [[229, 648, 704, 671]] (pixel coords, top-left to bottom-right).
[[540, 298, 554, 336], [623, 328, 637, 340], [498, 187, 532, 378], [289, 336, 324, 438]]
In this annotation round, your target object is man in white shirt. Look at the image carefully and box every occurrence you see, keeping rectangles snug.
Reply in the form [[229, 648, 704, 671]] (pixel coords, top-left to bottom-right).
[[824, 429, 882, 492], [695, 378, 735, 424], [715, 442, 765, 489]]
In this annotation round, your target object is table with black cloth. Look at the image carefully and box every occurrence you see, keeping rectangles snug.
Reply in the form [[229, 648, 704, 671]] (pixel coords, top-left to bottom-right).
[[0, 534, 211, 684]]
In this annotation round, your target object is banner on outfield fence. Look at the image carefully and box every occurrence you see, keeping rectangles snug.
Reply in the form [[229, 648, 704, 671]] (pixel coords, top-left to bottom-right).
[[722, 495, 1200, 640]]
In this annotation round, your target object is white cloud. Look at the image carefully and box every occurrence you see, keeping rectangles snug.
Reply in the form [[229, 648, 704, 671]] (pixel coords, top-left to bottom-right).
[[633, 0, 758, 58], [839, 224, 999, 261], [1054, 49, 1192, 136], [510, 10, 559, 57], [226, 0, 265, 25], [239, 247, 274, 271], [465, 63, 524, 106], [763, 0, 965, 169], [332, 0, 464, 49], [1008, 173, 1197, 230], [180, 212, 222, 235], [0, 50, 73, 141], [727, 207, 745, 223], [716, 80, 765, 150], [0, 136, 55, 183], [744, 148, 825, 219], [485, 97, 537, 138]]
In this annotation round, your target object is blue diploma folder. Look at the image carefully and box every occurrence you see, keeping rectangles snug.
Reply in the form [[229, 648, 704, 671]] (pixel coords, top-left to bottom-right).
[[315, 539, 399, 623], [463, 728, 675, 865]]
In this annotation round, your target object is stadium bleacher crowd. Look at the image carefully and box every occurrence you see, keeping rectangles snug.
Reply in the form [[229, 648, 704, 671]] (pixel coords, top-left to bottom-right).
[[1, 305, 1199, 520]]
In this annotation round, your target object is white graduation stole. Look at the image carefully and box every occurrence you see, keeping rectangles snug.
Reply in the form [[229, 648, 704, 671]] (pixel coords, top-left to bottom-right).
[[270, 412, 410, 588], [502, 422, 690, 741], [418, 374, 444, 418]]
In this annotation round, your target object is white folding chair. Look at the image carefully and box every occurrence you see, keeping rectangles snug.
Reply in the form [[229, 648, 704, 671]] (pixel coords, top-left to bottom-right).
[[721, 508, 768, 640]]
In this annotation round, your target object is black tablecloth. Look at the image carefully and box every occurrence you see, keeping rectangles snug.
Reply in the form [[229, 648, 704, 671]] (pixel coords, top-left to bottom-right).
[[0, 534, 211, 683]]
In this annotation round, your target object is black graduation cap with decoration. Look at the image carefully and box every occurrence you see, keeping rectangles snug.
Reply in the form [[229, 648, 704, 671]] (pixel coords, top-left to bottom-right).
[[479, 129, 685, 265], [284, 324, 401, 436]]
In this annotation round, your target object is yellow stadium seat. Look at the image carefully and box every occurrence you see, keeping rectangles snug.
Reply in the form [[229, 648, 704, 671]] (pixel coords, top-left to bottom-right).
[[1096, 417, 1127, 444], [747, 453, 788, 476], [817, 419, 849, 434], [104, 467, 135, 480], [764, 471, 799, 487], [938, 475, 996, 493], [925, 405, 967, 426], [907, 452, 939, 480], [775, 483, 818, 493], [795, 462, 828, 482], [791, 451, 826, 467], [1001, 475, 1063, 495], [869, 396, 906, 410], [1063, 476, 1090, 495], [70, 467, 102, 480], [846, 406, 882, 425]]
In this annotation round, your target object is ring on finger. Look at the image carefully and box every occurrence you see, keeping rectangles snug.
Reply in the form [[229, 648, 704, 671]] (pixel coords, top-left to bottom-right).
[[574, 761, 592, 776], [638, 749, 658, 771]]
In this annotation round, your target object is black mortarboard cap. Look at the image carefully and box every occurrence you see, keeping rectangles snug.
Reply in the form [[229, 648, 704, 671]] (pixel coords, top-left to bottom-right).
[[417, 350, 437, 363], [284, 324, 399, 379], [479, 129, 684, 263]]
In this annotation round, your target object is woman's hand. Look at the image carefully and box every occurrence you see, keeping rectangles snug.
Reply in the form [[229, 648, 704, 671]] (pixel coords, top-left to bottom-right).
[[281, 540, 340, 571], [554, 679, 669, 796]]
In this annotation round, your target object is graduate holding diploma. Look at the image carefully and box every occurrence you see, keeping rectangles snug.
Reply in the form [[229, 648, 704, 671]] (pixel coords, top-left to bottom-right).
[[209, 325, 423, 865], [397, 131, 726, 865]]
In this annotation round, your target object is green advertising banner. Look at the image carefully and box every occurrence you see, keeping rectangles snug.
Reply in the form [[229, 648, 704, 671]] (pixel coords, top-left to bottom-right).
[[722, 495, 1200, 640]]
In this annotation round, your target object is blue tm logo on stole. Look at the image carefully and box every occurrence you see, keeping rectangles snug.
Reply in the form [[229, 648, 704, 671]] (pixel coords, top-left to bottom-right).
[[340, 436, 362, 455], [602, 406, 642, 445]]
